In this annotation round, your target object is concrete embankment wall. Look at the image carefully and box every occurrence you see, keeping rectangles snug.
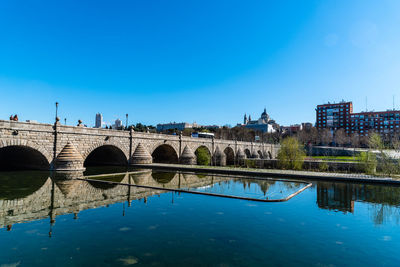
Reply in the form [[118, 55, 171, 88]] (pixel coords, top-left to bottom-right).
[[308, 146, 400, 159], [246, 159, 364, 173]]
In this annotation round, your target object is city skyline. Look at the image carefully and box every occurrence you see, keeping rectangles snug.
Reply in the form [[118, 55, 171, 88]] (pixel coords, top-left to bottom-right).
[[1, 1, 400, 127]]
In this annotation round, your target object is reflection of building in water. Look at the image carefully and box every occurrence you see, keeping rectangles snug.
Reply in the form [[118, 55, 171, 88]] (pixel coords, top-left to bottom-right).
[[317, 182, 400, 217], [317, 183, 355, 213]]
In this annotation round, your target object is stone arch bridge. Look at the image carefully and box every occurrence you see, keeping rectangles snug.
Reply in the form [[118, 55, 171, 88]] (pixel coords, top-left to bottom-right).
[[0, 120, 279, 171]]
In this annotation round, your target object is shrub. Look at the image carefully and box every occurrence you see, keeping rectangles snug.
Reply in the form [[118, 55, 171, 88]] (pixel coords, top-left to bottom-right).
[[277, 137, 306, 170], [196, 147, 211, 166], [319, 161, 329, 172], [358, 151, 377, 175], [245, 159, 256, 168]]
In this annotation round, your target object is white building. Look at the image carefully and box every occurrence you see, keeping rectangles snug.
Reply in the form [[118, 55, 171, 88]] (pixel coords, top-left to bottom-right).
[[242, 108, 278, 133]]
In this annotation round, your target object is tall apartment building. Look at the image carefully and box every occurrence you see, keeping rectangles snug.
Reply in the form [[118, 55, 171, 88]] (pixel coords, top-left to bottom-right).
[[316, 101, 400, 137], [350, 111, 400, 136], [315, 101, 353, 133], [95, 113, 103, 128]]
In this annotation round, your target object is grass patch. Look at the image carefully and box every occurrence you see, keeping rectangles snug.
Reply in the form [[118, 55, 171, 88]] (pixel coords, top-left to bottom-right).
[[311, 156, 359, 162]]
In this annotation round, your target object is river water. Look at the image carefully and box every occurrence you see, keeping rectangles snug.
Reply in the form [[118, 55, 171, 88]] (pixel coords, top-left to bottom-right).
[[1, 169, 400, 266]]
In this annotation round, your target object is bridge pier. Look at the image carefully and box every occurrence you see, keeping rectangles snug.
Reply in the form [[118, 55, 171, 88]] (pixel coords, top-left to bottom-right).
[[236, 148, 246, 166], [131, 143, 152, 164], [213, 146, 226, 166], [53, 143, 85, 172], [179, 145, 196, 165]]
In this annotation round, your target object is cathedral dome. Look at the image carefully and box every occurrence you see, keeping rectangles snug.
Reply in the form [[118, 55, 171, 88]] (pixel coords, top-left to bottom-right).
[[261, 108, 268, 116]]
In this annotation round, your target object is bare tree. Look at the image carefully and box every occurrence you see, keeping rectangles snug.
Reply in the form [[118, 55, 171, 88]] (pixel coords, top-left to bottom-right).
[[318, 129, 332, 146], [350, 133, 360, 148], [334, 129, 349, 147]]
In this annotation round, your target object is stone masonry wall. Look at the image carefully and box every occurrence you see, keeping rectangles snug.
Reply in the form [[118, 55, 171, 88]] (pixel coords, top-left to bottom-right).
[[0, 120, 280, 170]]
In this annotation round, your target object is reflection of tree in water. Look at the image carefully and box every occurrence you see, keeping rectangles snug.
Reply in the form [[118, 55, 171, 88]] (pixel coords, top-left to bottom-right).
[[369, 204, 400, 225], [0, 171, 48, 200], [237, 178, 304, 196], [196, 173, 207, 179], [364, 185, 400, 225], [151, 171, 175, 184], [87, 174, 125, 190], [317, 182, 400, 225]]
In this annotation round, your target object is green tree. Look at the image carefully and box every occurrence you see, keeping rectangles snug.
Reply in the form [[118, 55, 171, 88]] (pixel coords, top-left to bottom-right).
[[368, 133, 399, 176], [357, 151, 377, 175], [277, 137, 306, 170], [369, 132, 384, 150], [195, 147, 211, 166]]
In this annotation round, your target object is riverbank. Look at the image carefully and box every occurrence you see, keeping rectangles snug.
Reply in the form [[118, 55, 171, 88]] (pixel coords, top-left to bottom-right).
[[132, 163, 400, 185]]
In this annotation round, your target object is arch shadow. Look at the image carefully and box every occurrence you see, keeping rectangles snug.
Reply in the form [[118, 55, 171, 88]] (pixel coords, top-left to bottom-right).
[[224, 147, 235, 165], [152, 144, 179, 164], [257, 151, 263, 159], [0, 146, 50, 171], [244, 149, 251, 159], [84, 145, 127, 167]]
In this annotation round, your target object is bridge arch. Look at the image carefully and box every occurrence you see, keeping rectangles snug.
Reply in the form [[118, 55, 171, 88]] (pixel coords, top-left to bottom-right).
[[223, 147, 235, 165], [152, 144, 179, 164], [194, 145, 211, 165], [244, 148, 251, 159], [0, 145, 50, 171], [83, 141, 129, 160], [257, 150, 263, 159], [84, 145, 128, 167]]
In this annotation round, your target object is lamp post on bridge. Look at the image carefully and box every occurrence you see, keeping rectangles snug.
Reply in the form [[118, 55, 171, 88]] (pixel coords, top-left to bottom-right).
[[126, 113, 128, 129], [55, 102, 59, 122]]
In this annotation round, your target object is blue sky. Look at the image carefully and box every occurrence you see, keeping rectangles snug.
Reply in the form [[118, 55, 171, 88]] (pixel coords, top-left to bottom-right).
[[1, 0, 400, 127]]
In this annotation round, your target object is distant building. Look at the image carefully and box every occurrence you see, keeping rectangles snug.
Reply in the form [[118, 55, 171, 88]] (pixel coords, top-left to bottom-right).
[[202, 125, 221, 130], [281, 123, 313, 135], [302, 122, 313, 131], [95, 113, 103, 128], [156, 122, 199, 132], [241, 108, 278, 133], [281, 124, 302, 134], [114, 118, 122, 129], [316, 101, 353, 134]]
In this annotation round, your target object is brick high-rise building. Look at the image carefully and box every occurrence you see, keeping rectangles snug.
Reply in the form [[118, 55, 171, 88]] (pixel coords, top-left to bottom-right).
[[316, 101, 353, 133], [350, 110, 400, 136], [316, 101, 400, 137]]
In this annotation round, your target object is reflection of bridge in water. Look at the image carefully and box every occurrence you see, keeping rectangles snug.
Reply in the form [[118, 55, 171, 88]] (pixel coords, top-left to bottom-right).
[[0, 171, 214, 228], [1, 171, 281, 229]]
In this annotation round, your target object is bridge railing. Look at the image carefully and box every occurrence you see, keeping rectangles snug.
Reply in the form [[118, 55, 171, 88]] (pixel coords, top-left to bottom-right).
[[0, 119, 278, 147]]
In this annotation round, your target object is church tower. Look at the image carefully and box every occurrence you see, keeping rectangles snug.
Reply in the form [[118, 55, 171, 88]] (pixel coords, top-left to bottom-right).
[[261, 107, 269, 122], [244, 114, 248, 124]]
